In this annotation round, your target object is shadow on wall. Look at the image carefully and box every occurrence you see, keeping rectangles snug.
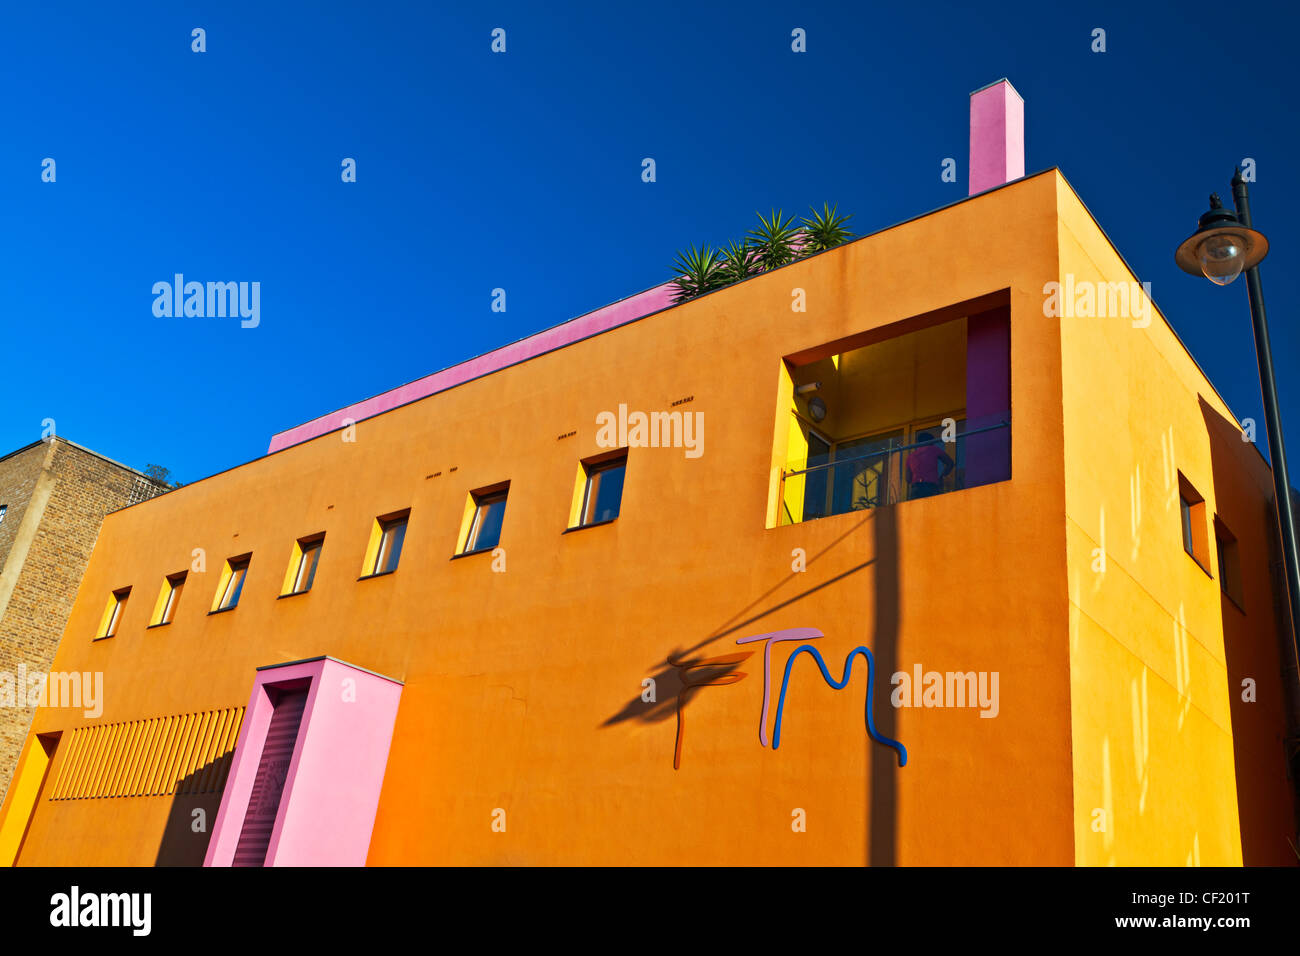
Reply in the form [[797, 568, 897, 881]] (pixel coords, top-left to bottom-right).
[[601, 651, 754, 771], [155, 759, 226, 867], [1199, 396, 1300, 864], [600, 504, 901, 864], [869, 502, 900, 867]]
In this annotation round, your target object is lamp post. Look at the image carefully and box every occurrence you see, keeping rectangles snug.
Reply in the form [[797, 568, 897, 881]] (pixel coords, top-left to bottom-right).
[[1176, 170, 1300, 667]]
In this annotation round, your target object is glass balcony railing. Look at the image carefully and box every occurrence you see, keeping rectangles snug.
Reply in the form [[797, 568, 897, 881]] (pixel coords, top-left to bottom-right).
[[779, 417, 1011, 525]]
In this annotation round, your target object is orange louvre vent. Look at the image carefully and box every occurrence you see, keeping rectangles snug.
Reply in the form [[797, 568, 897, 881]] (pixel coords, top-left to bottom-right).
[[47, 707, 245, 800]]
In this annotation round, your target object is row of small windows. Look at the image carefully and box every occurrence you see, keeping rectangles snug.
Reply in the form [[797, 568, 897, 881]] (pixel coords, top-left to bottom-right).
[[95, 455, 1250, 638], [94, 451, 628, 639]]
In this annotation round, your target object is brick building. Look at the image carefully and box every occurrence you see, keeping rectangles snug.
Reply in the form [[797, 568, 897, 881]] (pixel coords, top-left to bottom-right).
[[0, 438, 166, 799]]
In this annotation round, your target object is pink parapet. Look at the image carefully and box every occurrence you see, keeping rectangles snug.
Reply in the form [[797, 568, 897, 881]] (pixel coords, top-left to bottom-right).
[[267, 282, 680, 453]]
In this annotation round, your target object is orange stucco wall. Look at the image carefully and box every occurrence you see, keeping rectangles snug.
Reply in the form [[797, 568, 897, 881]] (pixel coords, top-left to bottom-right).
[[4, 170, 1286, 866]]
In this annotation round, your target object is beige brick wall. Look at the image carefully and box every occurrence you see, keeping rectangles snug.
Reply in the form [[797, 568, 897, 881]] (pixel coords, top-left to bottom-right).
[[0, 439, 161, 800], [0, 444, 49, 573]]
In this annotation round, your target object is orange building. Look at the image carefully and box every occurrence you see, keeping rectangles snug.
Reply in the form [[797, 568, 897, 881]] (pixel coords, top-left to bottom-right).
[[1, 163, 1297, 866]]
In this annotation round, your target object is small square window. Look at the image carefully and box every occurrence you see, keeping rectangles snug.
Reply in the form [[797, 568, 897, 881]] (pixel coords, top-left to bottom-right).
[[358, 515, 408, 574], [151, 572, 187, 626], [374, 518, 406, 574], [464, 490, 508, 554], [1215, 518, 1244, 610], [580, 454, 627, 526], [1179, 495, 1195, 554], [360, 512, 410, 578], [284, 536, 324, 595], [98, 587, 131, 639], [1177, 472, 1210, 573], [215, 556, 250, 611]]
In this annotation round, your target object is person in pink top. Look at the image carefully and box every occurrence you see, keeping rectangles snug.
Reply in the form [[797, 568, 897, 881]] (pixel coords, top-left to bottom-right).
[[906, 431, 955, 499]]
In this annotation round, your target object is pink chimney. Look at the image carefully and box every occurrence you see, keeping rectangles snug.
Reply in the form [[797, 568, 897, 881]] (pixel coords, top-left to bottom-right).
[[968, 79, 1025, 195]]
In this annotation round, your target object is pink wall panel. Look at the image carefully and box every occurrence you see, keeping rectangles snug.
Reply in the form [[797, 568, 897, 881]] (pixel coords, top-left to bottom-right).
[[204, 657, 404, 867], [266, 659, 403, 866]]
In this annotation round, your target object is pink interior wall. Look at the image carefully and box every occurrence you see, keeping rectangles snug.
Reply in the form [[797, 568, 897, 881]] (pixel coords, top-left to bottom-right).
[[204, 657, 404, 867], [964, 307, 1012, 486], [268, 282, 679, 453], [969, 80, 1025, 196], [204, 671, 283, 867]]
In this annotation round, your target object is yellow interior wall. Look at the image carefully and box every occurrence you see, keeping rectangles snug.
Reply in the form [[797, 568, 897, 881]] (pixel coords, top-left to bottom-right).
[[149, 578, 172, 625], [454, 495, 479, 553], [566, 464, 588, 529], [281, 540, 305, 595], [360, 520, 384, 575], [767, 361, 802, 527], [94, 593, 117, 638], [780, 414, 810, 526], [209, 561, 234, 612], [0, 735, 54, 865], [818, 318, 967, 442]]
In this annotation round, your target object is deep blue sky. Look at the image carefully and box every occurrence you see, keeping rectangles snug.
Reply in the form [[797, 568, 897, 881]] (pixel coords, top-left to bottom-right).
[[2, 0, 1296, 483]]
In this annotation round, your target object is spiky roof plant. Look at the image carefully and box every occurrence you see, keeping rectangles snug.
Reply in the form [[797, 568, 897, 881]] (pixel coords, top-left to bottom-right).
[[669, 243, 724, 304], [799, 203, 855, 255], [746, 208, 802, 271], [718, 239, 761, 286]]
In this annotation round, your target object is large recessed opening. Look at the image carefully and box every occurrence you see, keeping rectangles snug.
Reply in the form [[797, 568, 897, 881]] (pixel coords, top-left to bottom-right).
[[770, 295, 1011, 527]]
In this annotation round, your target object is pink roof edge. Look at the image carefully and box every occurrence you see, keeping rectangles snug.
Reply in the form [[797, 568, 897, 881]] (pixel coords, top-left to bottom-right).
[[267, 281, 679, 453]]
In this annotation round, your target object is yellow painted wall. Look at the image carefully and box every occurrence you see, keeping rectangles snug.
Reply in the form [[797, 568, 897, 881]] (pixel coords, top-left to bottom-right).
[[1056, 175, 1295, 865]]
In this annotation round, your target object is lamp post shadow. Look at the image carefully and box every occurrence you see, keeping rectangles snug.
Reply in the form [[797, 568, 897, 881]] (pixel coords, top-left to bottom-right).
[[869, 502, 900, 867]]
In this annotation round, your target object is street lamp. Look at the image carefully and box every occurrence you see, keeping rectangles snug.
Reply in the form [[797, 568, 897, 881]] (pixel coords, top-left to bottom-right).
[[1176, 169, 1300, 669], [1175, 193, 1268, 285]]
